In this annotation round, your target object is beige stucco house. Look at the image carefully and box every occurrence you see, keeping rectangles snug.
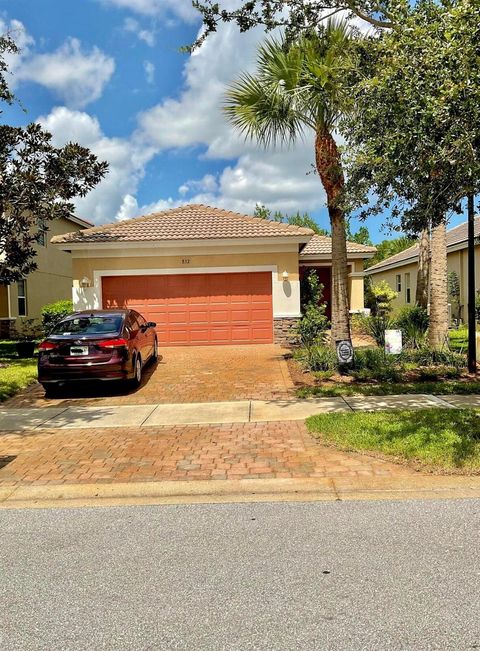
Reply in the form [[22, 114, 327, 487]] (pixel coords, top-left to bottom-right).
[[0, 214, 91, 336], [366, 217, 480, 319], [52, 204, 376, 346]]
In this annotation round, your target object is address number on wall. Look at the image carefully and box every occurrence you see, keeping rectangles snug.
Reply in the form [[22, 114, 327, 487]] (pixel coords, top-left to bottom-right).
[[181, 258, 191, 265]]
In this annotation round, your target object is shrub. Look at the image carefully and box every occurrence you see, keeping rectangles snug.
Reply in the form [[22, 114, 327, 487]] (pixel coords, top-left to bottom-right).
[[399, 348, 466, 369], [393, 306, 429, 349], [368, 280, 397, 314], [296, 344, 338, 372], [476, 295, 480, 321], [360, 315, 393, 347], [297, 270, 329, 347], [352, 347, 402, 382], [41, 300, 73, 334]]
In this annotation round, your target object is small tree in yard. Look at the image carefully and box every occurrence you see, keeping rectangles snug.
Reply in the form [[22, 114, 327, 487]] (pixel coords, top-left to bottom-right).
[[0, 33, 108, 283], [343, 0, 480, 350], [297, 270, 329, 348]]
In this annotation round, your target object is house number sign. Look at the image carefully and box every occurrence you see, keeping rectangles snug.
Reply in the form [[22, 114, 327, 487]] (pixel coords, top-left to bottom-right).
[[181, 258, 191, 265]]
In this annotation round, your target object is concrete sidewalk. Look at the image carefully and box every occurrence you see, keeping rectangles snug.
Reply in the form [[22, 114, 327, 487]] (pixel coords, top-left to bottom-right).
[[0, 393, 479, 431]]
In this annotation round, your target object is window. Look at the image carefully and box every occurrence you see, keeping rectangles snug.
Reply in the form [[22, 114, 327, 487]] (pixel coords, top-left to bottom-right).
[[50, 316, 123, 335], [395, 274, 402, 292], [405, 273, 411, 304], [17, 280, 27, 316]]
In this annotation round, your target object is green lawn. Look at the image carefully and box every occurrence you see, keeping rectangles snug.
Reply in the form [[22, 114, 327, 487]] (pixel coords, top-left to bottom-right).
[[306, 408, 480, 472], [449, 327, 469, 352], [297, 380, 480, 398], [0, 340, 38, 402]]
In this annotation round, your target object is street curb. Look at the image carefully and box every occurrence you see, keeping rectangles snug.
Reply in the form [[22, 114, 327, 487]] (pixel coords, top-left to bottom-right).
[[1, 476, 480, 509]]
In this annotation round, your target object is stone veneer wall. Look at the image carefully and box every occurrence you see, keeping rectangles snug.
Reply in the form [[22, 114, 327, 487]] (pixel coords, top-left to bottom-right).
[[274, 317, 300, 347], [0, 319, 15, 339]]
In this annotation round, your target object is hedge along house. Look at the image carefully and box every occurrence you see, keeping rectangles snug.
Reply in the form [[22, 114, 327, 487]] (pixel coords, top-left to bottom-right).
[[365, 217, 480, 321], [51, 204, 376, 346]]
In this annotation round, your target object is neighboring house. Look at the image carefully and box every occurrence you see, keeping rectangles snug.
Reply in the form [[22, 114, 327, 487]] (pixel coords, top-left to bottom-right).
[[0, 214, 92, 336], [52, 204, 376, 346], [366, 217, 480, 318]]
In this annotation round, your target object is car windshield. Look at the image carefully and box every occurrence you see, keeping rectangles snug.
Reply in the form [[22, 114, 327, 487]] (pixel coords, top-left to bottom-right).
[[51, 316, 123, 336]]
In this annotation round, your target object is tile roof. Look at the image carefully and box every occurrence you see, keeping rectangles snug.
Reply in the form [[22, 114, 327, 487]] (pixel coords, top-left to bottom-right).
[[366, 216, 480, 273], [51, 204, 314, 244], [300, 234, 377, 257]]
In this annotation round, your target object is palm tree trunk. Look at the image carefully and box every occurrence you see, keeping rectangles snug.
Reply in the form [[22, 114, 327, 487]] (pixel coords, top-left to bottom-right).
[[416, 227, 430, 308], [428, 219, 449, 349], [315, 127, 350, 344]]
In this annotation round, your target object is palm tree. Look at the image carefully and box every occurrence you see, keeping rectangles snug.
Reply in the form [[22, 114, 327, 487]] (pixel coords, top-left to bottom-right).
[[224, 22, 353, 344]]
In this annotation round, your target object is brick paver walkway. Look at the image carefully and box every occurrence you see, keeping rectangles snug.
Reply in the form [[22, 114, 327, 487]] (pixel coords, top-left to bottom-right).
[[0, 421, 413, 486], [6, 344, 294, 408]]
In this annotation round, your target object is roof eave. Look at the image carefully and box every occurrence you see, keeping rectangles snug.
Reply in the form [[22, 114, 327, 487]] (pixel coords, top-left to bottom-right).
[[51, 234, 313, 251]]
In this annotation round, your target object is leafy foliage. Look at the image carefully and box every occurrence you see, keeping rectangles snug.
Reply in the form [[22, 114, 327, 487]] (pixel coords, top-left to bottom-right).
[[297, 270, 329, 347], [343, 0, 480, 235], [366, 237, 415, 268], [368, 280, 397, 314], [295, 344, 338, 372], [253, 204, 328, 235], [41, 300, 74, 334], [191, 1, 395, 49], [0, 35, 108, 283], [393, 306, 429, 349]]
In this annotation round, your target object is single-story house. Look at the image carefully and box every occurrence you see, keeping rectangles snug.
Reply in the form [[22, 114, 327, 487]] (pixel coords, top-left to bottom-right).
[[52, 204, 376, 346], [366, 217, 480, 318], [0, 214, 91, 336]]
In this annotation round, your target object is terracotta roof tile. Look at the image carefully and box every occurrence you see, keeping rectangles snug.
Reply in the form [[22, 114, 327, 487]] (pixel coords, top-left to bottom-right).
[[366, 216, 480, 273], [300, 234, 376, 256], [51, 204, 314, 244]]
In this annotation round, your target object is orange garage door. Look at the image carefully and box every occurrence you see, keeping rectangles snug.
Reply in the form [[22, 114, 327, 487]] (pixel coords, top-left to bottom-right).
[[102, 272, 273, 346]]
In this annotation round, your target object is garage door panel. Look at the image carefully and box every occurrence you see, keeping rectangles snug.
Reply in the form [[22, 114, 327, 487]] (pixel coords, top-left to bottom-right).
[[102, 272, 273, 346]]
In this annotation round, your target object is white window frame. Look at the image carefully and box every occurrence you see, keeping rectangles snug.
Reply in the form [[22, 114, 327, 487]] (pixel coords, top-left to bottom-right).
[[17, 279, 27, 316], [395, 274, 402, 292], [405, 272, 411, 304]]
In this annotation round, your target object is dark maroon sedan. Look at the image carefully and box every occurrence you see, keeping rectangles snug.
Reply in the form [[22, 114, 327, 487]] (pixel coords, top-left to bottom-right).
[[38, 309, 157, 396]]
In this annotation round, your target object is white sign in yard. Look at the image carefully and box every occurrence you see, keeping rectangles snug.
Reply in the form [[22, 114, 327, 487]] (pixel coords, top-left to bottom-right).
[[385, 329, 403, 355]]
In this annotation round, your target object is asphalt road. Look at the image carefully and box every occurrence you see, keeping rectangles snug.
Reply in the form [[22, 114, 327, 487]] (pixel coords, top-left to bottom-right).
[[1, 499, 479, 651]]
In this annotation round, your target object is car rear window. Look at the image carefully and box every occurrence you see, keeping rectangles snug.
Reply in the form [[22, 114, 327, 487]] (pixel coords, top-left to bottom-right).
[[51, 316, 123, 336]]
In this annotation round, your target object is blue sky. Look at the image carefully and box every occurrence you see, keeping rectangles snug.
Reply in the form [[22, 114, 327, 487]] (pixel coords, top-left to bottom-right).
[[0, 0, 468, 243]]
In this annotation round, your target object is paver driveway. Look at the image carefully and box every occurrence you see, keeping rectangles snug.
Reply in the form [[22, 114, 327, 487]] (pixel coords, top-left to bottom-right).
[[6, 345, 294, 408], [0, 421, 414, 486]]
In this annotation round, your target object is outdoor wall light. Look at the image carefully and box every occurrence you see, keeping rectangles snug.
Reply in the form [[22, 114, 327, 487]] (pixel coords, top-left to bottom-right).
[[282, 270, 289, 281], [80, 276, 92, 288]]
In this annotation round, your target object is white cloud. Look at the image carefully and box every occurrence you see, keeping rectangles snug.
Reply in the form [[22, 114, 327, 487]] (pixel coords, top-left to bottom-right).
[[123, 17, 156, 46], [0, 18, 34, 76], [38, 107, 156, 223], [143, 60, 155, 84], [101, 0, 198, 22], [136, 21, 328, 217], [178, 174, 218, 196], [16, 37, 115, 108]]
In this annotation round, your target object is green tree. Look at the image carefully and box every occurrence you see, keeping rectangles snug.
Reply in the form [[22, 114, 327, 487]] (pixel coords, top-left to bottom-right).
[[0, 32, 108, 283], [346, 224, 372, 245], [343, 0, 480, 348], [225, 23, 356, 344], [191, 1, 395, 48], [254, 204, 329, 235], [366, 236, 415, 269]]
